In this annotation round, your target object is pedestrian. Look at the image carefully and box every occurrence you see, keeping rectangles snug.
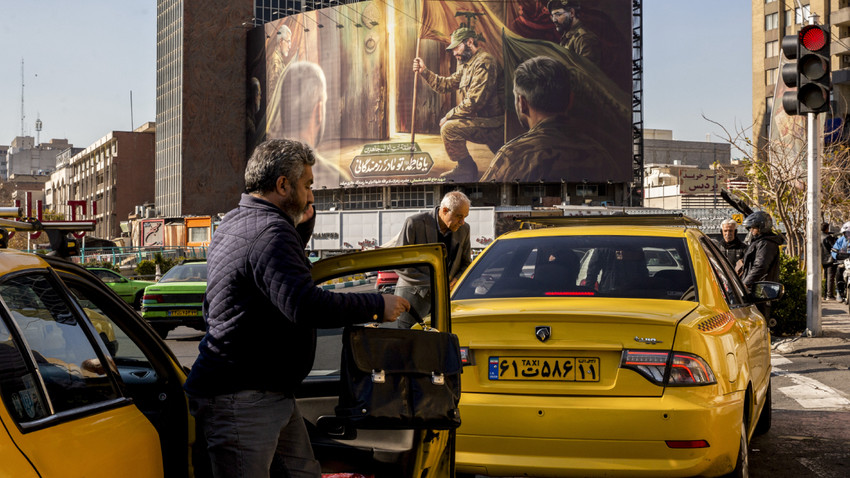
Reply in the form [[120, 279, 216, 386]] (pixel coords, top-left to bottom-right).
[[184, 139, 410, 478], [822, 222, 838, 300], [740, 211, 785, 319], [394, 191, 472, 329], [831, 221, 850, 302], [714, 218, 747, 273]]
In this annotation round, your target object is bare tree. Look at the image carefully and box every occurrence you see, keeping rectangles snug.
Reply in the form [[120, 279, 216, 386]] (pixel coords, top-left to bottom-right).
[[705, 116, 850, 266]]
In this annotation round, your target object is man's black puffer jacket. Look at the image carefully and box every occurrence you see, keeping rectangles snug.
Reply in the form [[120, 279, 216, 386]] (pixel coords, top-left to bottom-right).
[[184, 194, 384, 397]]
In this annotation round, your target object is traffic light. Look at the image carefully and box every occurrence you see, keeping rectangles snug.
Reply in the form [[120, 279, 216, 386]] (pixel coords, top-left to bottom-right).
[[781, 24, 831, 115]]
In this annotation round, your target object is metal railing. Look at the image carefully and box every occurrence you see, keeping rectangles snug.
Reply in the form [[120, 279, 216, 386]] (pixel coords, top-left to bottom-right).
[[27, 246, 208, 268]]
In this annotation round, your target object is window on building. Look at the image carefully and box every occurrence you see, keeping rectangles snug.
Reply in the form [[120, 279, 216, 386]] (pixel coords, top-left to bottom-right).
[[576, 184, 599, 197], [389, 186, 435, 208], [342, 188, 383, 210], [765, 68, 778, 85], [188, 226, 209, 243], [785, 6, 810, 26], [765, 40, 779, 58], [765, 12, 778, 30], [765, 0, 776, 3]]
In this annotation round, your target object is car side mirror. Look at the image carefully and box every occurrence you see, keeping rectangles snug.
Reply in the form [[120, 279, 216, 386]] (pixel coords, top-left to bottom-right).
[[751, 281, 784, 303]]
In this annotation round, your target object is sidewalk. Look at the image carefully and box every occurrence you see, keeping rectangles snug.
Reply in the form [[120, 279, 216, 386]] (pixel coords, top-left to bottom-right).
[[772, 300, 850, 370]]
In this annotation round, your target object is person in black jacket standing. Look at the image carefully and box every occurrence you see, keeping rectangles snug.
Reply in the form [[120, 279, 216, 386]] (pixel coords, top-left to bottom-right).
[[741, 211, 785, 318], [184, 139, 409, 478], [822, 222, 838, 300]]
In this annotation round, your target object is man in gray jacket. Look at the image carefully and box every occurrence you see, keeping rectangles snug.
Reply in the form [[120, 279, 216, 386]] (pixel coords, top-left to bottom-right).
[[394, 191, 473, 328]]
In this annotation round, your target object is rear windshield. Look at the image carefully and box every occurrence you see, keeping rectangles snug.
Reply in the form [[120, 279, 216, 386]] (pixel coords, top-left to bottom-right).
[[454, 235, 695, 301], [159, 263, 208, 283]]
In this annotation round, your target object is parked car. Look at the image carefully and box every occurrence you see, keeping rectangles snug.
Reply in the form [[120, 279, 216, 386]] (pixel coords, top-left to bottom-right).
[[0, 244, 455, 477], [375, 270, 398, 293], [86, 267, 153, 309], [450, 214, 780, 477], [141, 260, 208, 338]]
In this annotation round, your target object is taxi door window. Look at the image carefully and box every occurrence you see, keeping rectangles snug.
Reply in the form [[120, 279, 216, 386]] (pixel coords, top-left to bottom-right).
[[0, 317, 50, 422], [0, 274, 119, 414], [701, 238, 746, 307]]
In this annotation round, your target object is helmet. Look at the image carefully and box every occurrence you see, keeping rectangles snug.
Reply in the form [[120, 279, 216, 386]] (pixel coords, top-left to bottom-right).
[[840, 221, 850, 234], [743, 211, 773, 231]]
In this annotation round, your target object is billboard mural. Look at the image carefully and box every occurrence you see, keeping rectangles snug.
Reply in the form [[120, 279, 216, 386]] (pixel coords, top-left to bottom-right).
[[248, 0, 632, 189]]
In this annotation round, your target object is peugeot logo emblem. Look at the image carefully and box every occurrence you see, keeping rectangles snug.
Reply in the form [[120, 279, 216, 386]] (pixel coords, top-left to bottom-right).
[[535, 326, 551, 343]]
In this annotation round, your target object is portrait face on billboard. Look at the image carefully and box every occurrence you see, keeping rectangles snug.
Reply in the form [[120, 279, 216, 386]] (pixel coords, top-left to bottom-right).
[[248, 0, 632, 189]]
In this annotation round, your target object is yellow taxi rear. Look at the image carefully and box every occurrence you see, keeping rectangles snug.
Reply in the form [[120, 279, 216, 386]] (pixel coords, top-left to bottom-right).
[[451, 225, 771, 477]]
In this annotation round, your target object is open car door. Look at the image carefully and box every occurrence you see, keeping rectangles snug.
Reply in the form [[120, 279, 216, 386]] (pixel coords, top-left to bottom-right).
[[305, 244, 456, 477]]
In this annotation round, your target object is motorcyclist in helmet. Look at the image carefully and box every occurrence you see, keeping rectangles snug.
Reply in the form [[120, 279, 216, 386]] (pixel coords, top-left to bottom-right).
[[740, 211, 785, 318], [830, 221, 850, 302]]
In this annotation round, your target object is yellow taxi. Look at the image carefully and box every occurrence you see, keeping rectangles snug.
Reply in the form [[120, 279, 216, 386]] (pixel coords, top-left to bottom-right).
[[0, 215, 455, 478], [451, 215, 780, 477]]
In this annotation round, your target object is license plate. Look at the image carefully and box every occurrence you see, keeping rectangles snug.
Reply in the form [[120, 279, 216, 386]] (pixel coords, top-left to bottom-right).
[[488, 356, 600, 382], [167, 309, 197, 317]]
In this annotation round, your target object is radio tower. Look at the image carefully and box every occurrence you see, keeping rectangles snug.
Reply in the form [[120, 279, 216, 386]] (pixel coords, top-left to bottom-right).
[[20, 58, 26, 137]]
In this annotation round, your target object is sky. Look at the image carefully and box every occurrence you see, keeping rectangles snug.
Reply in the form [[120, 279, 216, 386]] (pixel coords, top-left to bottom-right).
[[0, 1, 753, 151]]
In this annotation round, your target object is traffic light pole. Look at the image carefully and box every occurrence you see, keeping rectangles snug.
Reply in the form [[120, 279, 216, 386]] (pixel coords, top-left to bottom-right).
[[806, 111, 822, 336]]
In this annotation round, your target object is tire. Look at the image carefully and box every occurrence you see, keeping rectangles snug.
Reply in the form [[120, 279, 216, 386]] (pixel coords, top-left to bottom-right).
[[722, 420, 749, 478], [133, 291, 143, 310], [754, 381, 772, 435], [153, 325, 174, 340]]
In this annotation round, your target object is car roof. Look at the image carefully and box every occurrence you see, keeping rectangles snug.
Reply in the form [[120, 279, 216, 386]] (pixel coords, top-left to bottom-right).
[[499, 225, 701, 240]]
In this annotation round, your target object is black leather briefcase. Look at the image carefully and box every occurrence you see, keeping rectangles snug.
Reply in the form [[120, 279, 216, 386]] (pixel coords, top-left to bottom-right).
[[335, 324, 462, 430]]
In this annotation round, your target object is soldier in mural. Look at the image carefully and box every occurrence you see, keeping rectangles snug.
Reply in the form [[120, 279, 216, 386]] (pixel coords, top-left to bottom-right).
[[412, 25, 504, 183], [268, 61, 350, 188], [547, 0, 600, 66], [480, 56, 614, 183]]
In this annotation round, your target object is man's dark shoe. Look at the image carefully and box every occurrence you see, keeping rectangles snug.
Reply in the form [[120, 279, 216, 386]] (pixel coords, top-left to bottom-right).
[[440, 158, 478, 182]]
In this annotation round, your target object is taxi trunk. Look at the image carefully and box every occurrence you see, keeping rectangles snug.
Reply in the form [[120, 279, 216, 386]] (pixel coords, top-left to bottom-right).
[[452, 297, 699, 397]]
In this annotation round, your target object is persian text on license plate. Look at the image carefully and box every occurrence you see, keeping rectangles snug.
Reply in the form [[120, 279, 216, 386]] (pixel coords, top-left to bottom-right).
[[488, 356, 600, 382], [167, 309, 197, 317]]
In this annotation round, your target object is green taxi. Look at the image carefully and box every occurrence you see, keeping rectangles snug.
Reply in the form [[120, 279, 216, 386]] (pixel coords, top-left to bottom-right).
[[86, 267, 153, 309], [140, 260, 207, 338]]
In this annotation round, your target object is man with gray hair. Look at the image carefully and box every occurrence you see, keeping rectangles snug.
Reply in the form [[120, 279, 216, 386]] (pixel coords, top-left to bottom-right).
[[394, 190, 473, 328], [185, 139, 409, 477], [267, 61, 350, 188], [480, 55, 613, 182], [714, 218, 746, 272]]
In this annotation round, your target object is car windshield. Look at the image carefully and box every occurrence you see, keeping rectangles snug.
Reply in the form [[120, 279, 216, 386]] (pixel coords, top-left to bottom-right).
[[158, 263, 207, 283], [454, 235, 695, 301]]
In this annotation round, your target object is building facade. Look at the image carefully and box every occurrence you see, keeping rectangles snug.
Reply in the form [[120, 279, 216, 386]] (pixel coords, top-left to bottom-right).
[[45, 123, 156, 239], [752, 1, 849, 147], [155, 0, 253, 217], [4, 136, 74, 180]]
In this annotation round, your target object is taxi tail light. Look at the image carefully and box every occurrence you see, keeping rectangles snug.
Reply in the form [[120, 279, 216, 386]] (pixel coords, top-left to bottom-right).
[[142, 294, 163, 303], [459, 347, 473, 366], [666, 440, 709, 448], [621, 350, 716, 386]]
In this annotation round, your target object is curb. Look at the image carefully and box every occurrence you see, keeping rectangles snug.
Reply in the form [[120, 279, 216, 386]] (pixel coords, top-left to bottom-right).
[[321, 279, 370, 290]]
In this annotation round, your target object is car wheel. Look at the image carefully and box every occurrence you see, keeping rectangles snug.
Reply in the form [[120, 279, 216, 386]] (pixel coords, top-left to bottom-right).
[[153, 325, 174, 339], [754, 381, 772, 435], [133, 291, 144, 310], [723, 420, 749, 478]]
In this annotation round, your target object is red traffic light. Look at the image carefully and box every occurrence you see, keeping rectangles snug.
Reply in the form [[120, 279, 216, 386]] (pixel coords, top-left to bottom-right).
[[800, 25, 827, 51]]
